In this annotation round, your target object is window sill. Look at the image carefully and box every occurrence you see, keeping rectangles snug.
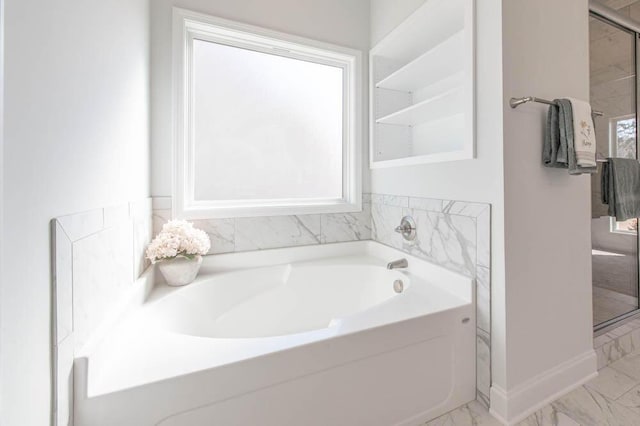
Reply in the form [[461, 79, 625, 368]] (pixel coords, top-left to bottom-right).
[[176, 200, 363, 220]]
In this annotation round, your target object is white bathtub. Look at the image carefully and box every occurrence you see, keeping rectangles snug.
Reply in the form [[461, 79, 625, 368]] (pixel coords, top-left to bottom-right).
[[75, 241, 476, 426]]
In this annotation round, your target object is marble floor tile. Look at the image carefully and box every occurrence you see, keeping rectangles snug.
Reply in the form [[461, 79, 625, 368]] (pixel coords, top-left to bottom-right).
[[610, 350, 640, 380], [549, 385, 639, 426], [425, 401, 501, 426], [518, 406, 581, 426], [597, 334, 639, 369], [447, 401, 502, 426], [585, 367, 639, 400], [426, 350, 640, 426], [554, 413, 581, 426], [425, 413, 455, 426], [617, 384, 640, 414], [594, 332, 614, 348]]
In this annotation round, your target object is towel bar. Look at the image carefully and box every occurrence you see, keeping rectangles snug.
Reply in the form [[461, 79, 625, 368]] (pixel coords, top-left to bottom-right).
[[510, 96, 604, 116]]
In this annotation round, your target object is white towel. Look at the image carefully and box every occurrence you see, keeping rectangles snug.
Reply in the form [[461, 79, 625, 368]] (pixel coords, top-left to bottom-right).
[[567, 97, 597, 167]]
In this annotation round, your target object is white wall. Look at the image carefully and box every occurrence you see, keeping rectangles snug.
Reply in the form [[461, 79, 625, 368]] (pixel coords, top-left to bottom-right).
[[370, 0, 426, 45], [369, 0, 507, 397], [0, 0, 150, 424], [151, 0, 371, 199], [498, 0, 596, 420]]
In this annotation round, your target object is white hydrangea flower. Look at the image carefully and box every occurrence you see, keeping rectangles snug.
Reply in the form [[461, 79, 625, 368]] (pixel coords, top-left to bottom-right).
[[146, 220, 211, 263]]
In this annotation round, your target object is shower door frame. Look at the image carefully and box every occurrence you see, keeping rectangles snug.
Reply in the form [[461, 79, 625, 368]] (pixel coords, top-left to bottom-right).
[[590, 3, 640, 332]]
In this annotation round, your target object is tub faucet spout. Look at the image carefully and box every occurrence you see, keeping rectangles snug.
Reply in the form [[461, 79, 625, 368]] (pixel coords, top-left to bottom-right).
[[387, 258, 408, 270]]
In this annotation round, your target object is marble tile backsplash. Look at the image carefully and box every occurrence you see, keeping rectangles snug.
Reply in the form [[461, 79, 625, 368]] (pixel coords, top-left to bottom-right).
[[152, 197, 372, 253], [371, 195, 487, 278]]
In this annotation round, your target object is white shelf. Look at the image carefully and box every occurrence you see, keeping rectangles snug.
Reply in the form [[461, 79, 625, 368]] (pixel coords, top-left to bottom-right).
[[368, 0, 475, 167], [376, 88, 462, 127], [376, 31, 464, 93], [370, 150, 472, 169], [372, 0, 464, 64]]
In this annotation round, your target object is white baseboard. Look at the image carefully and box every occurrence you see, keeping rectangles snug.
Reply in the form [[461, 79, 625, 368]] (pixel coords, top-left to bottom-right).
[[489, 350, 597, 425]]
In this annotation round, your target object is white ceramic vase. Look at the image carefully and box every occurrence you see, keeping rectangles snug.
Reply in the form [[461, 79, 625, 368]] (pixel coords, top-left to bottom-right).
[[157, 255, 203, 286]]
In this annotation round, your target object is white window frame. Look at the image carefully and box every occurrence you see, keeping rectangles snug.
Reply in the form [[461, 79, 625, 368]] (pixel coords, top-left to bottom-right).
[[172, 8, 362, 219], [609, 114, 637, 235]]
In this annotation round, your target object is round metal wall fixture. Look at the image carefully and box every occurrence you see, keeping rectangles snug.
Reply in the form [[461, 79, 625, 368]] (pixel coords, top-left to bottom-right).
[[394, 216, 417, 241]]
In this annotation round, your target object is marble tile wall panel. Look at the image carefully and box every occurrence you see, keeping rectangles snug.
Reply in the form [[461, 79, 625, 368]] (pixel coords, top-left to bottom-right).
[[442, 200, 489, 217], [53, 222, 73, 345], [401, 209, 476, 277], [476, 207, 491, 269], [595, 319, 640, 369], [130, 199, 153, 279], [370, 194, 491, 406], [152, 207, 171, 238], [56, 208, 104, 242], [477, 328, 491, 404], [371, 201, 404, 249], [72, 221, 134, 349], [151, 196, 372, 253], [52, 222, 74, 426], [191, 218, 235, 254], [52, 197, 153, 426], [409, 197, 443, 212], [476, 266, 491, 335], [235, 215, 322, 251], [103, 204, 130, 229], [321, 203, 372, 244], [55, 334, 74, 426]]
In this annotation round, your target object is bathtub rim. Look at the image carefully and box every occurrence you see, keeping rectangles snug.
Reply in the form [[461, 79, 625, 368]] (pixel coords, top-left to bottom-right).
[[76, 240, 472, 360], [75, 240, 475, 398], [196, 240, 473, 303]]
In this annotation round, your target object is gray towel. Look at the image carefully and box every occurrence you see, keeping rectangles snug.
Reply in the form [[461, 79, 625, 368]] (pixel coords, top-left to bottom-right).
[[602, 158, 640, 221], [542, 99, 597, 175]]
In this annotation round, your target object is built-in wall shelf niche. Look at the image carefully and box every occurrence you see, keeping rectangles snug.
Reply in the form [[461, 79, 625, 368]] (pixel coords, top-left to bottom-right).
[[369, 0, 475, 168]]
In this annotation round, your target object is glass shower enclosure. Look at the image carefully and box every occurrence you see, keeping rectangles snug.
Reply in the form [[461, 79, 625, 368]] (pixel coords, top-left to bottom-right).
[[589, 12, 640, 331]]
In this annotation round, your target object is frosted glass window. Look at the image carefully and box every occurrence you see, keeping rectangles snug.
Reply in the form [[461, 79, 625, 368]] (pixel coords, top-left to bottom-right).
[[192, 39, 344, 201], [173, 10, 361, 219]]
